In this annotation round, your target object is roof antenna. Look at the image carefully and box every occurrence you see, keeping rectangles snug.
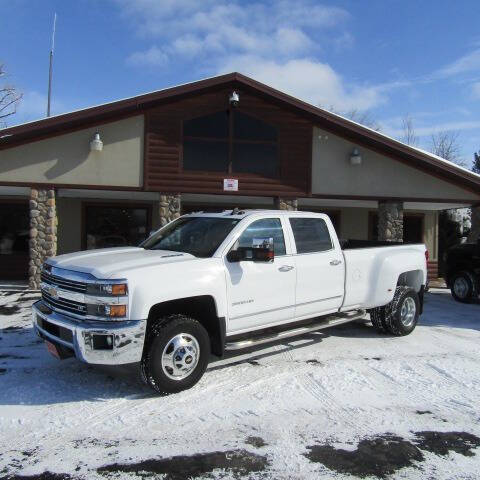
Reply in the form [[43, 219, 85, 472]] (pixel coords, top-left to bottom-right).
[[47, 13, 57, 117]]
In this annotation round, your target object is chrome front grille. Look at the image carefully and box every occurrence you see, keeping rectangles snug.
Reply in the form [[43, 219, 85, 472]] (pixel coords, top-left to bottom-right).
[[41, 270, 87, 293], [41, 266, 90, 317], [42, 290, 87, 316]]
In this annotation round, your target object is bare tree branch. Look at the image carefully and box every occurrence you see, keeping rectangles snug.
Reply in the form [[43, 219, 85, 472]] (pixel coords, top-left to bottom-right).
[[400, 114, 417, 146], [0, 64, 22, 127], [321, 105, 381, 132], [430, 130, 464, 166]]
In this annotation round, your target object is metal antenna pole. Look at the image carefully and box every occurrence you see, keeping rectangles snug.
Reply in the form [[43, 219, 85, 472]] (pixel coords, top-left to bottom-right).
[[47, 13, 57, 117]]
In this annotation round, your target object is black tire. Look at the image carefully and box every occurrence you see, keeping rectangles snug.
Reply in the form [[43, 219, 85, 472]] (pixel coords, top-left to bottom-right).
[[384, 286, 420, 336], [370, 306, 389, 333], [140, 314, 210, 395], [450, 271, 478, 303]]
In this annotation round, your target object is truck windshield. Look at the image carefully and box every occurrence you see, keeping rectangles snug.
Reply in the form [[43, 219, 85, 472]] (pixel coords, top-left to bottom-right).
[[141, 216, 240, 257]]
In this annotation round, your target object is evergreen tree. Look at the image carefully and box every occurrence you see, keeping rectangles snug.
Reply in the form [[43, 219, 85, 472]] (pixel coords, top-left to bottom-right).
[[473, 151, 480, 174]]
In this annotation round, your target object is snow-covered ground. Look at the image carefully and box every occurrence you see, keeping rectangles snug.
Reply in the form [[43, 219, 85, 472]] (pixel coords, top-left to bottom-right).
[[1, 288, 480, 479]]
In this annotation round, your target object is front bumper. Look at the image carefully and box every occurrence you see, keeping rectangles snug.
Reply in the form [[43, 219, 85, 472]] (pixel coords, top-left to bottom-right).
[[32, 300, 146, 365]]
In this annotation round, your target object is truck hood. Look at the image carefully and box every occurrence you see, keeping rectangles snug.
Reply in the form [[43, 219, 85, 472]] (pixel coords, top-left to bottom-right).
[[47, 247, 197, 279]]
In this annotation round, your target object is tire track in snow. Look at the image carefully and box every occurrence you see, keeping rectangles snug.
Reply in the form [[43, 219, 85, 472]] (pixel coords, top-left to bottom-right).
[[272, 342, 359, 429]]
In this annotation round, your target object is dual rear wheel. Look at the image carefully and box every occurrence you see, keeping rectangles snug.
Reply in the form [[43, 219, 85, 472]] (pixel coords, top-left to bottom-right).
[[142, 288, 421, 395], [370, 286, 420, 336]]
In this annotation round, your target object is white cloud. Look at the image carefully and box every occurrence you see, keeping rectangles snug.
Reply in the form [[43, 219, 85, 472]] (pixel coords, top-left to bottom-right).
[[436, 48, 480, 78], [472, 81, 480, 100], [126, 46, 169, 67], [218, 56, 388, 111], [116, 0, 398, 112], [119, 0, 349, 66]]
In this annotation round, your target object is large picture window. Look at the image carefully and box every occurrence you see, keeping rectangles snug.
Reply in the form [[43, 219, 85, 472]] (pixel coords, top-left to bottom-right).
[[183, 109, 279, 177], [0, 202, 29, 280], [84, 205, 150, 250]]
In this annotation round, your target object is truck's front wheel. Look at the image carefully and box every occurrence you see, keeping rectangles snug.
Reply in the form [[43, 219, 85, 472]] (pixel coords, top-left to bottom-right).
[[141, 314, 210, 395]]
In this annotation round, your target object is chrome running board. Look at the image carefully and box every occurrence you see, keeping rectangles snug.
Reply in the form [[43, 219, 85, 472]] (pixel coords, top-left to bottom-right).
[[225, 309, 366, 351]]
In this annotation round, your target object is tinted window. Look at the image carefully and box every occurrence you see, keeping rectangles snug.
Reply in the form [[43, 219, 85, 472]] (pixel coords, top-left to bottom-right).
[[234, 111, 277, 141], [183, 140, 228, 172], [184, 111, 229, 138], [182, 110, 279, 176], [142, 217, 240, 257], [232, 143, 278, 176], [235, 218, 286, 255], [290, 218, 332, 254]]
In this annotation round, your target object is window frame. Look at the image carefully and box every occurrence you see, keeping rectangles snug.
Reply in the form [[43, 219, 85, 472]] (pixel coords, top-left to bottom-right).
[[81, 201, 152, 251], [288, 216, 335, 255], [181, 108, 280, 178], [229, 217, 287, 258], [220, 215, 292, 260]]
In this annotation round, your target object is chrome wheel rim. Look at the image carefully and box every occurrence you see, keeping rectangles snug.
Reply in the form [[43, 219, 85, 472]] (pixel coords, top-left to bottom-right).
[[161, 333, 200, 381], [453, 277, 469, 299], [400, 296, 416, 327]]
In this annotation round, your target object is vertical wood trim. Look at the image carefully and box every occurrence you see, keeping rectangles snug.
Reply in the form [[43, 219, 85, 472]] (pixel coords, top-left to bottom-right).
[[143, 114, 148, 190], [307, 125, 313, 195], [228, 108, 233, 174], [179, 116, 184, 173]]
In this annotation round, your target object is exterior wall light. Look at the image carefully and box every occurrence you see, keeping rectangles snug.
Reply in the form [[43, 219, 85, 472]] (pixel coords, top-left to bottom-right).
[[229, 91, 239, 107], [350, 148, 362, 165], [90, 131, 103, 152]]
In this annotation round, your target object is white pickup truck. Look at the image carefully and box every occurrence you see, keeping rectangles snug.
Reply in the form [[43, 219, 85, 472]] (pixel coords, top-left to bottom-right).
[[33, 210, 427, 394]]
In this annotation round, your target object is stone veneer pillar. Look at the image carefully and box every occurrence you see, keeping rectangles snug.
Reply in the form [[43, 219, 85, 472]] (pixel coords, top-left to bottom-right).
[[274, 197, 298, 211], [29, 188, 57, 289], [158, 194, 181, 227], [468, 206, 480, 243], [378, 201, 404, 242]]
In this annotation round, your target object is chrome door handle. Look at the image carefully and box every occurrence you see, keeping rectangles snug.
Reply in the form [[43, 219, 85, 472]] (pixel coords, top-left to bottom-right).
[[278, 265, 294, 272], [330, 259, 342, 266]]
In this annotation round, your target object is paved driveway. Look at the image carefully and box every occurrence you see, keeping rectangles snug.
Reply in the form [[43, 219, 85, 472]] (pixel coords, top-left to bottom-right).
[[1, 288, 479, 479]]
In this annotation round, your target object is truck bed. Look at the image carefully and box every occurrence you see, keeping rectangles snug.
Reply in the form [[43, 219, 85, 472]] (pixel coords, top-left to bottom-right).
[[340, 241, 427, 311], [340, 239, 421, 250]]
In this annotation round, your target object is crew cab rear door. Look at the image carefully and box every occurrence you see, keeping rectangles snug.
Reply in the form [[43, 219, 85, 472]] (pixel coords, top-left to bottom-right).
[[224, 216, 296, 334], [287, 215, 345, 319]]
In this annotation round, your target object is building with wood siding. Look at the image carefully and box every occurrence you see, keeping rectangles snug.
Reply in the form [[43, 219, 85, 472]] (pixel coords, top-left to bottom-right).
[[1, 73, 479, 287]]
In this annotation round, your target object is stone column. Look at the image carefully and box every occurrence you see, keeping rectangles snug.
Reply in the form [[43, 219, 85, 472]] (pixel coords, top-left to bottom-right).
[[274, 197, 298, 211], [378, 201, 403, 242], [468, 206, 480, 242], [29, 188, 57, 289], [158, 194, 181, 227]]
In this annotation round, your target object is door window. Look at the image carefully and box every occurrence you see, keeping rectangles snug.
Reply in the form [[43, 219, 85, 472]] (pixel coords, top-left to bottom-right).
[[290, 217, 333, 254], [235, 218, 286, 255]]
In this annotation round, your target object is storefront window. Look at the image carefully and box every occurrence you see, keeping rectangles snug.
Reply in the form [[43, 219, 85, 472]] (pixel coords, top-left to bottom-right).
[[0, 203, 29, 255], [84, 205, 149, 250], [0, 202, 29, 280]]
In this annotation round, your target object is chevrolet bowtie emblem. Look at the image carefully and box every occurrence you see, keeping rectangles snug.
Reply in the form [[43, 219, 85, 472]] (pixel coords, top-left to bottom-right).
[[48, 286, 59, 299]]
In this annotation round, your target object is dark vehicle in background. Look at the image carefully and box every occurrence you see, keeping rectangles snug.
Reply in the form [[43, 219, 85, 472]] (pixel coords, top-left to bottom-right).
[[445, 240, 480, 303]]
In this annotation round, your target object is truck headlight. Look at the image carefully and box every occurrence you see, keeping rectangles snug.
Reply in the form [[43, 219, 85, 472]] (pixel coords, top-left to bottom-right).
[[87, 304, 127, 318], [87, 283, 128, 296]]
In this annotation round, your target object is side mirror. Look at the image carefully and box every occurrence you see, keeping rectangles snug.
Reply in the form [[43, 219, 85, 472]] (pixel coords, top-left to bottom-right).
[[227, 237, 274, 263]]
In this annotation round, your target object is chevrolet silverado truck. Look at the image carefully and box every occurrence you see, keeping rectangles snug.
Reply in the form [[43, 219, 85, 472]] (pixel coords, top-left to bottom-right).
[[32, 210, 427, 394]]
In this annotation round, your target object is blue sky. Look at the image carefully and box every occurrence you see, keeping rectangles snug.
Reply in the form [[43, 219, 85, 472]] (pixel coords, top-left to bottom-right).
[[2, 0, 480, 166]]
